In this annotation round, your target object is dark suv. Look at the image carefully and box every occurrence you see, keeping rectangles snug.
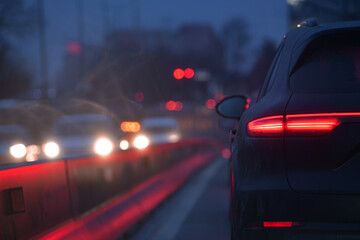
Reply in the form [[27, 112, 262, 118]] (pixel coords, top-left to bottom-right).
[[217, 20, 360, 239]]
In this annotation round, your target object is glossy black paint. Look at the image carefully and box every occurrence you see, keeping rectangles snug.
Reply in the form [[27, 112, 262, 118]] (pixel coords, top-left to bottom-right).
[[225, 21, 360, 239]]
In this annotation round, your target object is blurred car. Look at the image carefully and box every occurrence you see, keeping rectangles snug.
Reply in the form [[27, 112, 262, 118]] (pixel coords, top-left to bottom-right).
[[132, 117, 180, 149], [0, 125, 40, 164], [217, 20, 360, 239], [51, 114, 119, 157]]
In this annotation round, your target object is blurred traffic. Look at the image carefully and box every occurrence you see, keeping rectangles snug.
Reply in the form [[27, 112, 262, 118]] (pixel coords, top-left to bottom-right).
[[50, 113, 118, 157], [0, 98, 222, 165], [2, 0, 360, 240]]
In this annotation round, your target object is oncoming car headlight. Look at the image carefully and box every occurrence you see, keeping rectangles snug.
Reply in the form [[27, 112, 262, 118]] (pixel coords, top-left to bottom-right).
[[94, 137, 113, 156], [133, 135, 150, 150], [9, 143, 27, 159], [43, 141, 60, 158], [119, 140, 129, 150]]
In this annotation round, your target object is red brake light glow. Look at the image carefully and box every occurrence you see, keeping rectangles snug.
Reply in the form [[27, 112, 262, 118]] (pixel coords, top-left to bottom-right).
[[247, 115, 284, 137], [263, 221, 297, 227], [184, 68, 194, 79], [286, 115, 340, 136], [248, 112, 360, 137], [173, 68, 184, 80]]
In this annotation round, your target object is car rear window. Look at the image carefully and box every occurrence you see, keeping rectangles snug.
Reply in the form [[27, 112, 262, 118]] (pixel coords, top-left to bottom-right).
[[290, 31, 360, 93]]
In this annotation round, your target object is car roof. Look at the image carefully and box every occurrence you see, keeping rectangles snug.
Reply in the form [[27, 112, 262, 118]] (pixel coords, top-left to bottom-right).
[[287, 20, 360, 44], [266, 20, 360, 95], [286, 21, 360, 68]]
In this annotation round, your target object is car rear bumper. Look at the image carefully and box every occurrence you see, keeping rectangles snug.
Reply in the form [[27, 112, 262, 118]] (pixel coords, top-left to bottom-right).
[[242, 223, 360, 240], [235, 189, 360, 238]]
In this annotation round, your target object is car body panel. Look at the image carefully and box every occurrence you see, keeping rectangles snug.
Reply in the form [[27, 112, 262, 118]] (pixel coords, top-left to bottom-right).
[[228, 21, 360, 239], [285, 93, 360, 194]]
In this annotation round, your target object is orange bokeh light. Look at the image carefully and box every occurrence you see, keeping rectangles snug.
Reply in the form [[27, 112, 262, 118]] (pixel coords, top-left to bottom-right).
[[121, 122, 141, 133]]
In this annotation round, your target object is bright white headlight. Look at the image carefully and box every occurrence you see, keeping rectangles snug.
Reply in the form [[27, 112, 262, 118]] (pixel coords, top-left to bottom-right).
[[9, 143, 27, 159], [119, 140, 129, 150], [133, 135, 150, 150], [94, 138, 113, 156], [43, 141, 60, 158]]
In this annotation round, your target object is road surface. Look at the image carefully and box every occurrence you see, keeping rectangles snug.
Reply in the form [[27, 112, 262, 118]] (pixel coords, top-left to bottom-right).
[[128, 157, 230, 240]]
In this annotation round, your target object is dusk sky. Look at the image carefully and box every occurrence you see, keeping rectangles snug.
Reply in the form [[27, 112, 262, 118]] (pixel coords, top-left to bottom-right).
[[19, 0, 287, 90]]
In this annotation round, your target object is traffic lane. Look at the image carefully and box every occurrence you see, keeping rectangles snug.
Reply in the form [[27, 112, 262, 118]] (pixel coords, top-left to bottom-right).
[[129, 157, 230, 240]]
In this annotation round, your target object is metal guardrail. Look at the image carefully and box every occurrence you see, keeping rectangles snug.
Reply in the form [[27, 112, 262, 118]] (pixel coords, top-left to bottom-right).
[[0, 138, 222, 240]]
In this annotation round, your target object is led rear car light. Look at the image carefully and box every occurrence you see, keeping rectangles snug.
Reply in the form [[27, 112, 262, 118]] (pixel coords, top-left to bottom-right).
[[263, 221, 300, 227], [286, 114, 340, 136], [248, 112, 360, 137], [247, 115, 284, 137]]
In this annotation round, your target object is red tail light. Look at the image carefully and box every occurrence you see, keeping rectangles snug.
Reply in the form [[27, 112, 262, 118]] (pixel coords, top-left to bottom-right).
[[263, 221, 299, 227], [248, 112, 360, 137], [286, 114, 340, 136], [248, 115, 284, 137]]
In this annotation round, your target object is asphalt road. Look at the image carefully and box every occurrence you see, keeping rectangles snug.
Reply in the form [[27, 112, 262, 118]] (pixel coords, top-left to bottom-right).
[[129, 157, 230, 240]]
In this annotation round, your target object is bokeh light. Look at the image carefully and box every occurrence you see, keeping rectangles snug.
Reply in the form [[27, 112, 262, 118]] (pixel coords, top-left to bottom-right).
[[119, 140, 130, 150], [94, 138, 113, 156], [175, 101, 183, 111], [173, 68, 185, 80], [184, 68, 194, 79], [134, 92, 144, 102], [222, 148, 231, 159], [43, 142, 60, 159], [9, 144, 26, 159], [121, 122, 141, 132], [166, 100, 177, 111], [66, 42, 82, 55], [206, 99, 216, 109]]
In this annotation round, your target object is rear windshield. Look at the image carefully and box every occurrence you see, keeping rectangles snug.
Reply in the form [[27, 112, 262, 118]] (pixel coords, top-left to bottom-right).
[[290, 31, 360, 93]]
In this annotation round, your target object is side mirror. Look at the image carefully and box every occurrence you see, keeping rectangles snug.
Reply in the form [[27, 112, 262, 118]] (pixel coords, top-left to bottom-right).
[[216, 95, 247, 119]]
